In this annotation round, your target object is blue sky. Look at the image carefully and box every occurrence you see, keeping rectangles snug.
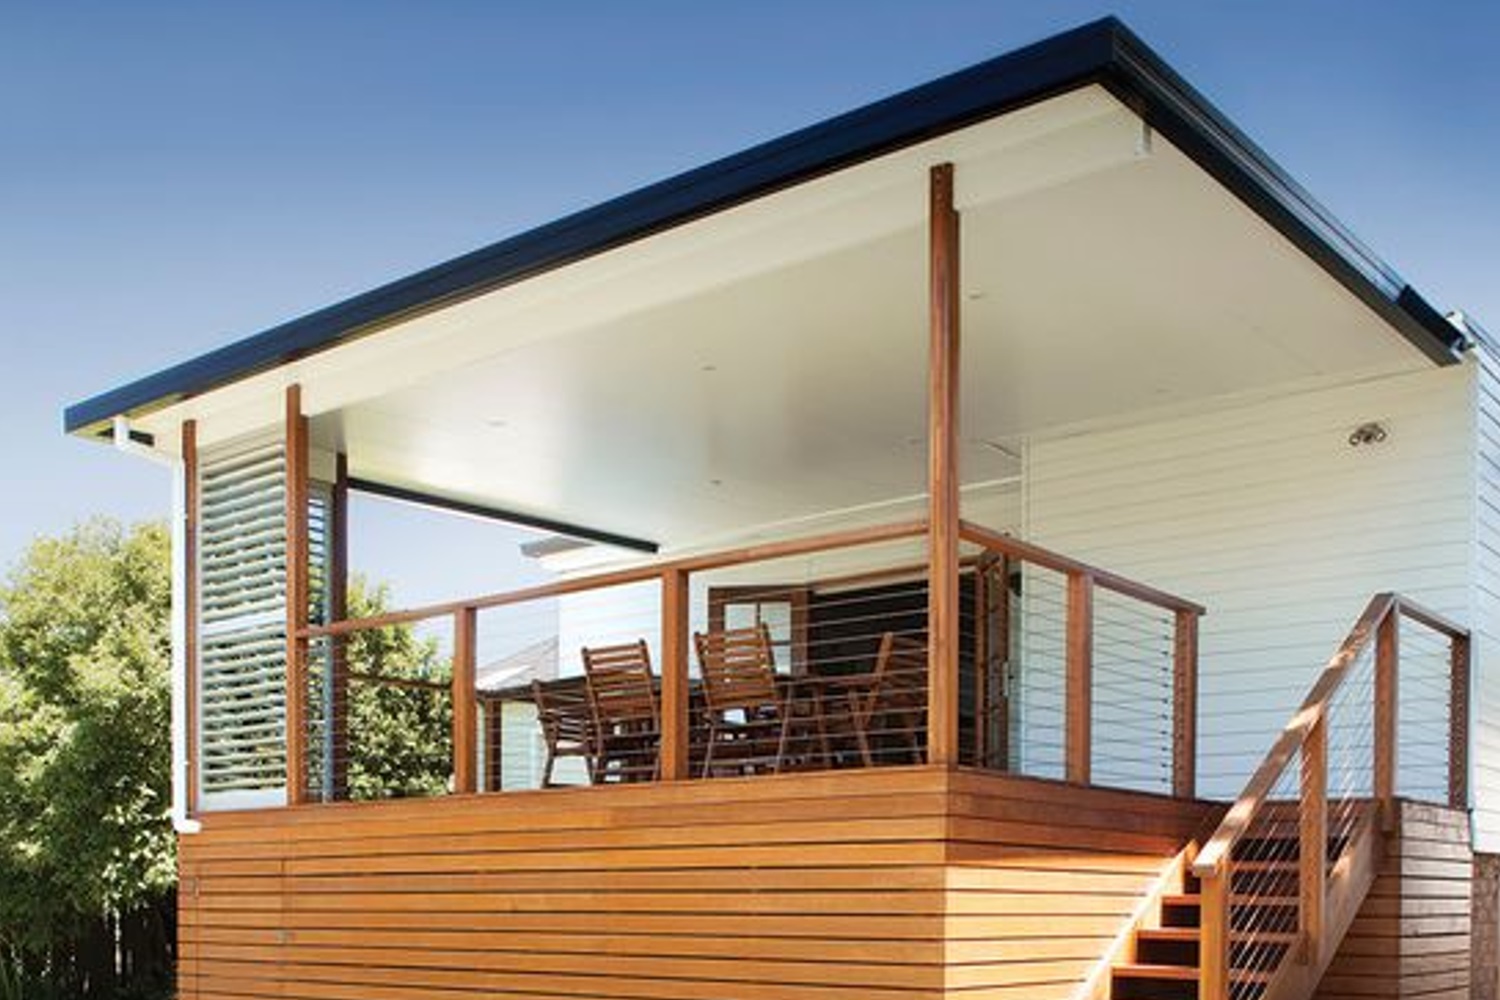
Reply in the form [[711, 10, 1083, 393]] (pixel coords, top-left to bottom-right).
[[1, 1, 1496, 606]]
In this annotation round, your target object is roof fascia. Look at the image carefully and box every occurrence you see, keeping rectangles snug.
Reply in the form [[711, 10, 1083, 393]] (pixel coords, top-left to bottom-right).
[[63, 16, 1465, 437]]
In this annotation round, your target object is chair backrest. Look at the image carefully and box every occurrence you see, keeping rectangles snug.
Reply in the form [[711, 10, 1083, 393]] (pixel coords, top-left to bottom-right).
[[582, 640, 658, 732], [856, 631, 928, 727], [531, 678, 592, 745], [694, 624, 780, 716]]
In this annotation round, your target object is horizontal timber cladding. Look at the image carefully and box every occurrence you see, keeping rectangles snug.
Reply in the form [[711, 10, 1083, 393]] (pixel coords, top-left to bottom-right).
[[1314, 801, 1473, 1000], [177, 766, 1219, 1000]]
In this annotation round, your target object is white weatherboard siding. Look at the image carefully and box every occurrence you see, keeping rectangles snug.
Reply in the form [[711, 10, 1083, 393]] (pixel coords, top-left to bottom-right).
[[1473, 341, 1500, 851], [1023, 364, 1478, 818]]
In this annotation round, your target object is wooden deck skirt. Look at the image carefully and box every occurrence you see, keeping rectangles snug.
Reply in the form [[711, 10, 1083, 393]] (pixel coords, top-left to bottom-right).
[[178, 766, 1218, 1000]]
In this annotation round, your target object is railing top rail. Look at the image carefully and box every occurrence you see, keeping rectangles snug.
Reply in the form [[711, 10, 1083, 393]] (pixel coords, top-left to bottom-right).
[[1395, 596, 1468, 641], [957, 520, 1206, 616], [1192, 592, 1468, 877], [302, 519, 929, 639], [304, 516, 1209, 640]]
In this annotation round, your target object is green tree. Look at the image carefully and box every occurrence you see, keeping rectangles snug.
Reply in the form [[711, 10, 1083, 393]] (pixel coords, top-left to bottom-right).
[[337, 577, 454, 800], [0, 522, 451, 997], [0, 520, 174, 998]]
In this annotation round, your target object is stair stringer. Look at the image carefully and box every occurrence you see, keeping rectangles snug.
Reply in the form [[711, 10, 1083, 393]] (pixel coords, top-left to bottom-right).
[[1260, 807, 1383, 1000]]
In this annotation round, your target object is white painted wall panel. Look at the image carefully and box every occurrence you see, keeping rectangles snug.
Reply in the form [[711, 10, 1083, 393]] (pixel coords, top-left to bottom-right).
[[1470, 341, 1500, 850], [1024, 366, 1475, 805]]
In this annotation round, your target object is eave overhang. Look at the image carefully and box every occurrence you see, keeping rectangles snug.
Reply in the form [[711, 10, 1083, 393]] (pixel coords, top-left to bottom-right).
[[63, 16, 1467, 438]]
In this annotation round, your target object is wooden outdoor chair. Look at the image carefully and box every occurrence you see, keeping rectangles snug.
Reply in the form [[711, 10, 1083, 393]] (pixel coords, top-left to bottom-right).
[[694, 624, 806, 776], [582, 640, 660, 783], [530, 678, 595, 787], [846, 632, 927, 767]]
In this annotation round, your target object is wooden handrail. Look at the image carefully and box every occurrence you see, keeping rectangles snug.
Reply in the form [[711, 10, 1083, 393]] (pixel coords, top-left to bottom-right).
[[1193, 593, 1468, 877], [957, 520, 1206, 616], [1194, 592, 1470, 1000], [301, 519, 929, 639], [1193, 593, 1395, 877], [300, 514, 1212, 804], [1392, 595, 1468, 640]]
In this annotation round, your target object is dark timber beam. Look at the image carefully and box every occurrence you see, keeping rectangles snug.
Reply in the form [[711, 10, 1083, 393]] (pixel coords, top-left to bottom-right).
[[927, 163, 960, 768], [345, 476, 658, 555]]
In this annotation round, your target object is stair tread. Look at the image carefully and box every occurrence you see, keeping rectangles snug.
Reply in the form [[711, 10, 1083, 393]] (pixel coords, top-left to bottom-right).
[[1114, 963, 1274, 983], [1162, 893, 1299, 906], [1113, 963, 1199, 981], [1137, 927, 1297, 943]]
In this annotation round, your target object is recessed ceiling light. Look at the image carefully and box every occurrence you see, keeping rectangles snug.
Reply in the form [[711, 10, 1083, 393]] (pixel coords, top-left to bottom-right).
[[485, 418, 508, 429]]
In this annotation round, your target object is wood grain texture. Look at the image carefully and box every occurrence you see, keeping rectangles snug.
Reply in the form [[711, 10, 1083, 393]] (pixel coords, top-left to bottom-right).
[[176, 767, 1217, 1000], [927, 162, 960, 769], [283, 385, 310, 806], [1065, 572, 1093, 785], [1375, 611, 1398, 823], [1312, 801, 1472, 1000], [451, 607, 478, 795], [659, 570, 689, 781], [1172, 608, 1198, 799]]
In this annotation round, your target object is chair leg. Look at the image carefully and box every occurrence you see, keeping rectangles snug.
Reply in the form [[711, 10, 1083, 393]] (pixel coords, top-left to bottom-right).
[[541, 746, 555, 788], [773, 709, 793, 774], [850, 692, 874, 768], [702, 718, 718, 778]]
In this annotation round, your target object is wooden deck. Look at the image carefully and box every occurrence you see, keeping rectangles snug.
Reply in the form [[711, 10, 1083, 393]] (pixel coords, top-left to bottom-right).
[[177, 766, 1218, 1000]]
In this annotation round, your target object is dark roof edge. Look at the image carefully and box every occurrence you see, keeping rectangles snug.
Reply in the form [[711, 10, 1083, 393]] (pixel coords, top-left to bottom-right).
[[63, 16, 1465, 436], [1096, 21, 1466, 367]]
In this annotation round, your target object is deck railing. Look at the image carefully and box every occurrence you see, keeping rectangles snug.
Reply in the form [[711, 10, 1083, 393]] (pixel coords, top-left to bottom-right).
[[293, 518, 1205, 802], [1191, 594, 1469, 1000], [959, 521, 1204, 796]]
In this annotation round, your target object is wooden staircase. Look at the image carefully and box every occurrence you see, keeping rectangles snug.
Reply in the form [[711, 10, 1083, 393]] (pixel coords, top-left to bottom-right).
[[1100, 593, 1469, 1000], [1109, 826, 1367, 1000]]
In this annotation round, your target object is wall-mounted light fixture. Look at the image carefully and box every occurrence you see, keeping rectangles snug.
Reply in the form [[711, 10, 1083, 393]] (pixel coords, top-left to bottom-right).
[[1348, 421, 1389, 448]]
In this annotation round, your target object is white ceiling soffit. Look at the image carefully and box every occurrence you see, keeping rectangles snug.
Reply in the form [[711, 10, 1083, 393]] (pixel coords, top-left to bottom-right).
[[139, 84, 1426, 550], [141, 86, 1144, 447]]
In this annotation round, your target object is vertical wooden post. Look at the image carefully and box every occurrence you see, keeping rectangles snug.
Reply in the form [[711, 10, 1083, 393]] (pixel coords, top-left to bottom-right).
[[1374, 610, 1398, 824], [1300, 712, 1327, 965], [182, 420, 200, 816], [660, 568, 690, 781], [974, 553, 992, 769], [993, 556, 1011, 772], [927, 161, 961, 768], [486, 698, 505, 792], [284, 385, 310, 805], [452, 606, 478, 795], [1200, 867, 1230, 1000], [329, 453, 349, 801], [1449, 632, 1471, 809], [1172, 609, 1199, 799], [1065, 571, 1094, 785]]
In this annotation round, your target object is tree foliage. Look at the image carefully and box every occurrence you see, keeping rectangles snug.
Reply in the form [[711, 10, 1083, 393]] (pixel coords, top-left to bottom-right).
[[0, 521, 452, 996], [338, 577, 454, 801], [0, 520, 175, 995]]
